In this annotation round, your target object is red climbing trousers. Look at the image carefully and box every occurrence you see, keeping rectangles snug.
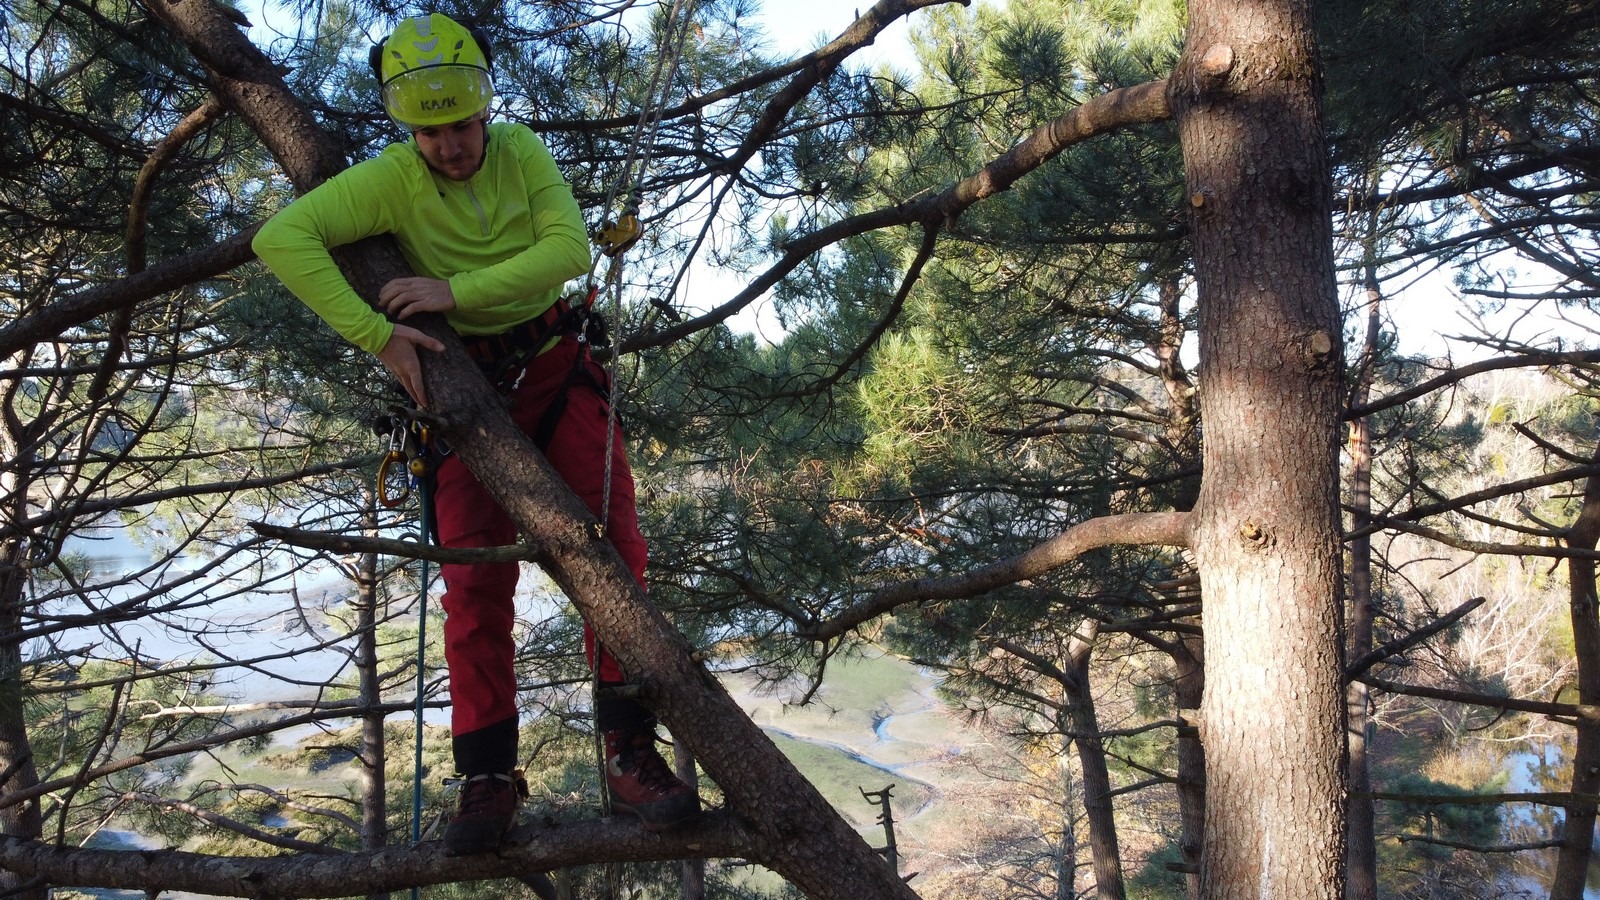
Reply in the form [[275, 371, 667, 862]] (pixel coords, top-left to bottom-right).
[[430, 333, 645, 775]]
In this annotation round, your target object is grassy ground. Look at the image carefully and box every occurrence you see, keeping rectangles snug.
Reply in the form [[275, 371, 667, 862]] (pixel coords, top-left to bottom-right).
[[722, 647, 1000, 874]]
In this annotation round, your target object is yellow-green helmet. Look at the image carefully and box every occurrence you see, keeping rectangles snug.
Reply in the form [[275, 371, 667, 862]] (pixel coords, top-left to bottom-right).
[[376, 14, 493, 130]]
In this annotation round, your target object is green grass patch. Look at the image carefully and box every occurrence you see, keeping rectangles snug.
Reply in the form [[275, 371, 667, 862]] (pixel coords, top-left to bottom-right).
[[767, 731, 935, 827]]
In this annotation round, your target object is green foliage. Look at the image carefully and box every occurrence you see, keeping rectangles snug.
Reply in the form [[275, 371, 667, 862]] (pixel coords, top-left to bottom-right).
[[1128, 840, 1186, 899], [1380, 773, 1505, 862], [855, 329, 982, 485]]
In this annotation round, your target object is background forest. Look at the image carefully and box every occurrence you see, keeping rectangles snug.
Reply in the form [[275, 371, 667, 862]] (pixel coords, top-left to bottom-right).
[[4, 0, 1600, 898]]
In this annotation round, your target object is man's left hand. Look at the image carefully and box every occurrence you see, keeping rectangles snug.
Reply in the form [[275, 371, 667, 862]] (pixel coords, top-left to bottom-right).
[[381, 277, 457, 320]]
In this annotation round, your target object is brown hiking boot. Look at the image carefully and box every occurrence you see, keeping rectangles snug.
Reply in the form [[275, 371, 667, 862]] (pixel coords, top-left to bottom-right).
[[443, 772, 522, 855], [604, 729, 700, 832]]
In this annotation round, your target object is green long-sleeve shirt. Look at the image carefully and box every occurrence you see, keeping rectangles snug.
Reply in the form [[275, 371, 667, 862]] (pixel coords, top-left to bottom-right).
[[252, 122, 590, 355]]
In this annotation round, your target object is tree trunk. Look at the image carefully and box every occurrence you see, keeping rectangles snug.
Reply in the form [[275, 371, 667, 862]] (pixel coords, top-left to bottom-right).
[[1170, 0, 1348, 898], [0, 569, 44, 900], [1551, 437, 1600, 899], [1064, 624, 1126, 900], [139, 2, 919, 897], [675, 744, 706, 900], [354, 496, 391, 900], [1343, 264, 1381, 900], [1172, 634, 1206, 900], [1057, 733, 1079, 900], [0, 424, 45, 900]]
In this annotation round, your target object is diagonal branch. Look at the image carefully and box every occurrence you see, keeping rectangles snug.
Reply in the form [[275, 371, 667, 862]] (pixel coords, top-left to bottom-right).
[[801, 511, 1192, 642], [135, 0, 928, 896], [1344, 597, 1485, 681], [537, 0, 966, 133], [1347, 349, 1600, 419], [0, 229, 259, 358], [623, 79, 1172, 352]]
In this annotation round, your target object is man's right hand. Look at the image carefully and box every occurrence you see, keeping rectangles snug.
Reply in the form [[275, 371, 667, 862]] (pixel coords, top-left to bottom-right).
[[377, 324, 446, 407]]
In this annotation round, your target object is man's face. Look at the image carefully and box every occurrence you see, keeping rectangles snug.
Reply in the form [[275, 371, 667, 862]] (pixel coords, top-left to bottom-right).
[[413, 115, 486, 181]]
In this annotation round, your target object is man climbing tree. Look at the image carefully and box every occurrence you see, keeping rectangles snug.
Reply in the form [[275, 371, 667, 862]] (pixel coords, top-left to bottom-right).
[[251, 13, 698, 854]]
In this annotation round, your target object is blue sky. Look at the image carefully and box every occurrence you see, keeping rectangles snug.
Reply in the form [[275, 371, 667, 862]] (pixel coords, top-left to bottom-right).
[[755, 0, 921, 67]]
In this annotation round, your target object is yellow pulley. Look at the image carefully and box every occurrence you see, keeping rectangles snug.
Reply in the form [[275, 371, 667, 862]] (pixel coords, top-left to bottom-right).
[[595, 210, 642, 258]]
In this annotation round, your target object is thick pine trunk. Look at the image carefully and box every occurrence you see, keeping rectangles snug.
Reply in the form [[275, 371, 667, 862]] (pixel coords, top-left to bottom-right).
[[1551, 438, 1600, 899], [1170, 1, 1347, 898]]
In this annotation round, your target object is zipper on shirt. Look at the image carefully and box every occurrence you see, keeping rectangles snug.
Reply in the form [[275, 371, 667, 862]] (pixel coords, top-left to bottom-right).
[[463, 183, 490, 236]]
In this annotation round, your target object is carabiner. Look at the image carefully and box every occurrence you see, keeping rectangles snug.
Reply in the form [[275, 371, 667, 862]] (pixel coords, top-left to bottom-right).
[[378, 449, 411, 508], [377, 417, 414, 508]]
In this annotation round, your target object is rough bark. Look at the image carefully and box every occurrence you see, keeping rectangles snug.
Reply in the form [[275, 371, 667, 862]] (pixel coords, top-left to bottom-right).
[[1551, 436, 1600, 899], [1169, 1, 1348, 898], [113, 0, 919, 897]]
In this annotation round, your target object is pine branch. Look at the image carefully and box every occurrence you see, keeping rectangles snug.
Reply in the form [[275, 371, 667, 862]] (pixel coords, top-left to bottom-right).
[[801, 511, 1191, 641], [250, 521, 545, 565], [1359, 674, 1600, 723]]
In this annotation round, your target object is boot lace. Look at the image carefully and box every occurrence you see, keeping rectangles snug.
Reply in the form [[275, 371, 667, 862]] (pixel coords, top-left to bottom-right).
[[457, 773, 511, 814]]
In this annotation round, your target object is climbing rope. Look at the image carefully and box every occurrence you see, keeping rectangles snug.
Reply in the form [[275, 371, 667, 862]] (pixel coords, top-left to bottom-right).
[[371, 409, 437, 892], [589, 0, 698, 539], [409, 483, 431, 900], [584, 6, 699, 866]]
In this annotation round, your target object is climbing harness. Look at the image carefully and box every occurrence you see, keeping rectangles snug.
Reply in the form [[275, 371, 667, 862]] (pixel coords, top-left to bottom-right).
[[460, 295, 594, 389]]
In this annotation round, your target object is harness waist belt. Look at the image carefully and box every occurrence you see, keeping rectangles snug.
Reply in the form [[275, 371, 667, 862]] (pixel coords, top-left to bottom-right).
[[461, 297, 575, 365]]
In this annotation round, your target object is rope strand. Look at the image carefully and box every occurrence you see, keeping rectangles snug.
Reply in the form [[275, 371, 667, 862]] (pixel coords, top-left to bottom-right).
[[594, 0, 698, 532]]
